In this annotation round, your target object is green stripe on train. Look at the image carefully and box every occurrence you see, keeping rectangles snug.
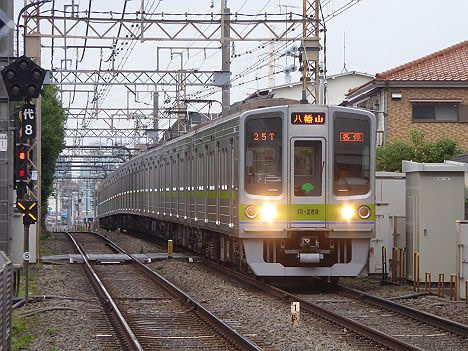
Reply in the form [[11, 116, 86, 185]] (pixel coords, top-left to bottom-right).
[[239, 203, 375, 222]]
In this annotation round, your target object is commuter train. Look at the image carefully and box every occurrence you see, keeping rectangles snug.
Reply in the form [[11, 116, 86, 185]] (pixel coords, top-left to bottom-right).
[[97, 99, 376, 277]]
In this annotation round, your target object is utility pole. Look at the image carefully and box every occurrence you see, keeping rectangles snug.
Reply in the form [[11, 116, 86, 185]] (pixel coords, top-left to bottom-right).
[[221, 1, 230, 116], [268, 31, 275, 89], [0, 0, 14, 255], [301, 0, 320, 104], [153, 87, 159, 142]]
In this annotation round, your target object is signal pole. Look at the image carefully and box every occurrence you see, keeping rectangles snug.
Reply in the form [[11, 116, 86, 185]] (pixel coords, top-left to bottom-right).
[[24, 0, 43, 257], [23, 224, 29, 300], [221, 1, 230, 116], [0, 0, 14, 255], [301, 0, 321, 104]]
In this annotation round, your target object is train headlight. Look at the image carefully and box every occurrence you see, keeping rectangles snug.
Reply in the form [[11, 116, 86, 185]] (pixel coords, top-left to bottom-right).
[[340, 205, 355, 220], [358, 205, 371, 219], [259, 203, 277, 222], [244, 205, 259, 219]]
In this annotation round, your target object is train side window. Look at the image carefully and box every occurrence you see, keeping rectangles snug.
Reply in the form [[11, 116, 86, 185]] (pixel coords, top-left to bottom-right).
[[333, 114, 370, 196], [244, 116, 282, 196], [293, 140, 322, 196]]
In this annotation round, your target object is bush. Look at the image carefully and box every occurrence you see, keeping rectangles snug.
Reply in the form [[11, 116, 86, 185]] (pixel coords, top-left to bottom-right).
[[376, 129, 462, 172]]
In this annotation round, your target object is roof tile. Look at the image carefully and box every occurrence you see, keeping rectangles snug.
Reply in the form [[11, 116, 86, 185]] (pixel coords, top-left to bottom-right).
[[375, 40, 468, 81]]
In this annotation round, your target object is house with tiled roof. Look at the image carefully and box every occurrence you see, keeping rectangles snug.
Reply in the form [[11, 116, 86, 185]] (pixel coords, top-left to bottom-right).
[[344, 40, 468, 147]]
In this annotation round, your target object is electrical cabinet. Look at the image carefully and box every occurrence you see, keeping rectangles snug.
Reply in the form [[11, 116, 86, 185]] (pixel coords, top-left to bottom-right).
[[370, 172, 406, 274], [404, 161, 466, 282]]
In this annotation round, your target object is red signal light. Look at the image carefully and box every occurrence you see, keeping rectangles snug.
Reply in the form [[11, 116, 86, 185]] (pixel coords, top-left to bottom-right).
[[19, 151, 26, 160], [19, 169, 25, 178]]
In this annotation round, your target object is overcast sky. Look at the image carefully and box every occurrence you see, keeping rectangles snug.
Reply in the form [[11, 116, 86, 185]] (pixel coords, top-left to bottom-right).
[[13, 0, 468, 145], [325, 0, 468, 75]]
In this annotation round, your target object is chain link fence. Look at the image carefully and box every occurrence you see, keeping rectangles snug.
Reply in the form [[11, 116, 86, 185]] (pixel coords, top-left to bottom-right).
[[0, 252, 12, 350]]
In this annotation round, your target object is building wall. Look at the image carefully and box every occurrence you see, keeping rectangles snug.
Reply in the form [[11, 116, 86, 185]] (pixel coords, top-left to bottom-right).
[[271, 73, 373, 106], [325, 74, 372, 105], [386, 87, 468, 149]]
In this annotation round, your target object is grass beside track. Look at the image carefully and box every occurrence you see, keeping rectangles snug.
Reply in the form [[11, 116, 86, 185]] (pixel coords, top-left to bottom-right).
[[13, 251, 42, 350], [12, 314, 36, 351]]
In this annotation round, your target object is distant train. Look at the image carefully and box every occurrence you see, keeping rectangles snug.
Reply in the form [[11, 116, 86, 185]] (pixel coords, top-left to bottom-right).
[[97, 99, 376, 277]]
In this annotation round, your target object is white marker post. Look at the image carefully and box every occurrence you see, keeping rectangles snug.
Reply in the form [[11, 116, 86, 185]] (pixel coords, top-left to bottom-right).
[[291, 301, 300, 326]]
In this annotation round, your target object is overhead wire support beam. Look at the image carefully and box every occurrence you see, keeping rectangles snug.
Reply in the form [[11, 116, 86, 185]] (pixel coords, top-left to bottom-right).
[[49, 69, 229, 87], [65, 128, 150, 139], [25, 13, 304, 42]]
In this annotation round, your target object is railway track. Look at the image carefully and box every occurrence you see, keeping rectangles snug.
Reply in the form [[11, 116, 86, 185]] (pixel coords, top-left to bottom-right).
[[203, 261, 468, 351], [66, 231, 261, 351]]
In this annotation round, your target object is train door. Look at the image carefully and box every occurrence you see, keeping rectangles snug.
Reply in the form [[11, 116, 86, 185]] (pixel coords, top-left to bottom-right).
[[289, 138, 326, 228]]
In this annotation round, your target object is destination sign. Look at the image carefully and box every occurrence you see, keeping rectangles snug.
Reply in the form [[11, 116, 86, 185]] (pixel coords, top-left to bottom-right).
[[291, 112, 325, 125]]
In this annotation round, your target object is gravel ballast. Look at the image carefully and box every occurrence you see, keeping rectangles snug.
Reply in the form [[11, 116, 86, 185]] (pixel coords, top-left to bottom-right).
[[16, 264, 120, 351], [149, 259, 370, 351], [341, 275, 468, 325], [100, 229, 165, 253], [33, 230, 468, 349]]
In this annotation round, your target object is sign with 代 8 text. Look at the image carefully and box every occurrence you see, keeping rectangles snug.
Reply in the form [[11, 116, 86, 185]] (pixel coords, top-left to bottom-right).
[[19, 103, 36, 141]]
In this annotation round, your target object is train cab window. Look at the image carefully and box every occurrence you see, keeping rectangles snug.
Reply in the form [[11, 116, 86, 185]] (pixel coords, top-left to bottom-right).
[[293, 140, 322, 196], [245, 116, 282, 196], [333, 114, 370, 196]]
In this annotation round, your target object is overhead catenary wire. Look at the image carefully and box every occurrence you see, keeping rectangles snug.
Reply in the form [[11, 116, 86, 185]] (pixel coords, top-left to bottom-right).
[[50, 1, 362, 150], [188, 28, 303, 99]]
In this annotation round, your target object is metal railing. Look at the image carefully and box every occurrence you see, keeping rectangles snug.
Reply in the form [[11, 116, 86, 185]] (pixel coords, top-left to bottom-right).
[[0, 252, 12, 350]]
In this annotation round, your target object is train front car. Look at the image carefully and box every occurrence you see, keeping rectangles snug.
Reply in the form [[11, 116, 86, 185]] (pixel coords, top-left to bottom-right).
[[239, 105, 376, 277]]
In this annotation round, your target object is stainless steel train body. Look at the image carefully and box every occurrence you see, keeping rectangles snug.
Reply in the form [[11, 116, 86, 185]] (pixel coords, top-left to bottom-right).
[[97, 103, 376, 277]]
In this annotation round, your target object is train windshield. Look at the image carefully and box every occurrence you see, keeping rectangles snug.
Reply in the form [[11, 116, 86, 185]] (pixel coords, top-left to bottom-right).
[[333, 114, 370, 196], [245, 116, 282, 196], [293, 140, 322, 196]]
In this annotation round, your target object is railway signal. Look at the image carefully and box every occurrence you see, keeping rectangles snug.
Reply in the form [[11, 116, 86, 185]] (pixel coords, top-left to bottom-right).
[[1, 55, 46, 101], [16, 200, 38, 225], [15, 143, 30, 200], [15, 144, 30, 183]]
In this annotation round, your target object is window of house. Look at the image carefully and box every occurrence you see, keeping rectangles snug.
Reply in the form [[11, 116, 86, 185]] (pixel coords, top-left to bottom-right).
[[412, 103, 459, 122]]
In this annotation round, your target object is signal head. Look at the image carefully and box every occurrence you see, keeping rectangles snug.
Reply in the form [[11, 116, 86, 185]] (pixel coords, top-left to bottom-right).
[[1, 55, 46, 100], [26, 85, 38, 98], [18, 59, 29, 71], [5, 69, 16, 81], [31, 69, 43, 81]]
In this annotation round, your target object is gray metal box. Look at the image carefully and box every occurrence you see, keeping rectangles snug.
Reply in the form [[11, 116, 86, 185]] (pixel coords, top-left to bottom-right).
[[403, 161, 466, 282], [370, 172, 406, 274]]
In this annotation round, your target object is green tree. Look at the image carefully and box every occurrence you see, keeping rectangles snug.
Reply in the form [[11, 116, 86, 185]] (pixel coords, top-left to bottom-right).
[[376, 129, 462, 172], [41, 85, 66, 222]]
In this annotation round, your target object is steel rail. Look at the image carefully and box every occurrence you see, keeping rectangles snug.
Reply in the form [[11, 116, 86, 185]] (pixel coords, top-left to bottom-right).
[[78, 231, 261, 351], [66, 232, 143, 351], [203, 261, 422, 351], [336, 284, 468, 338]]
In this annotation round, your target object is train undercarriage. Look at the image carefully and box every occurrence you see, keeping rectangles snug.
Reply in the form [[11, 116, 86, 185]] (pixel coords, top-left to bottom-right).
[[99, 214, 370, 277]]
